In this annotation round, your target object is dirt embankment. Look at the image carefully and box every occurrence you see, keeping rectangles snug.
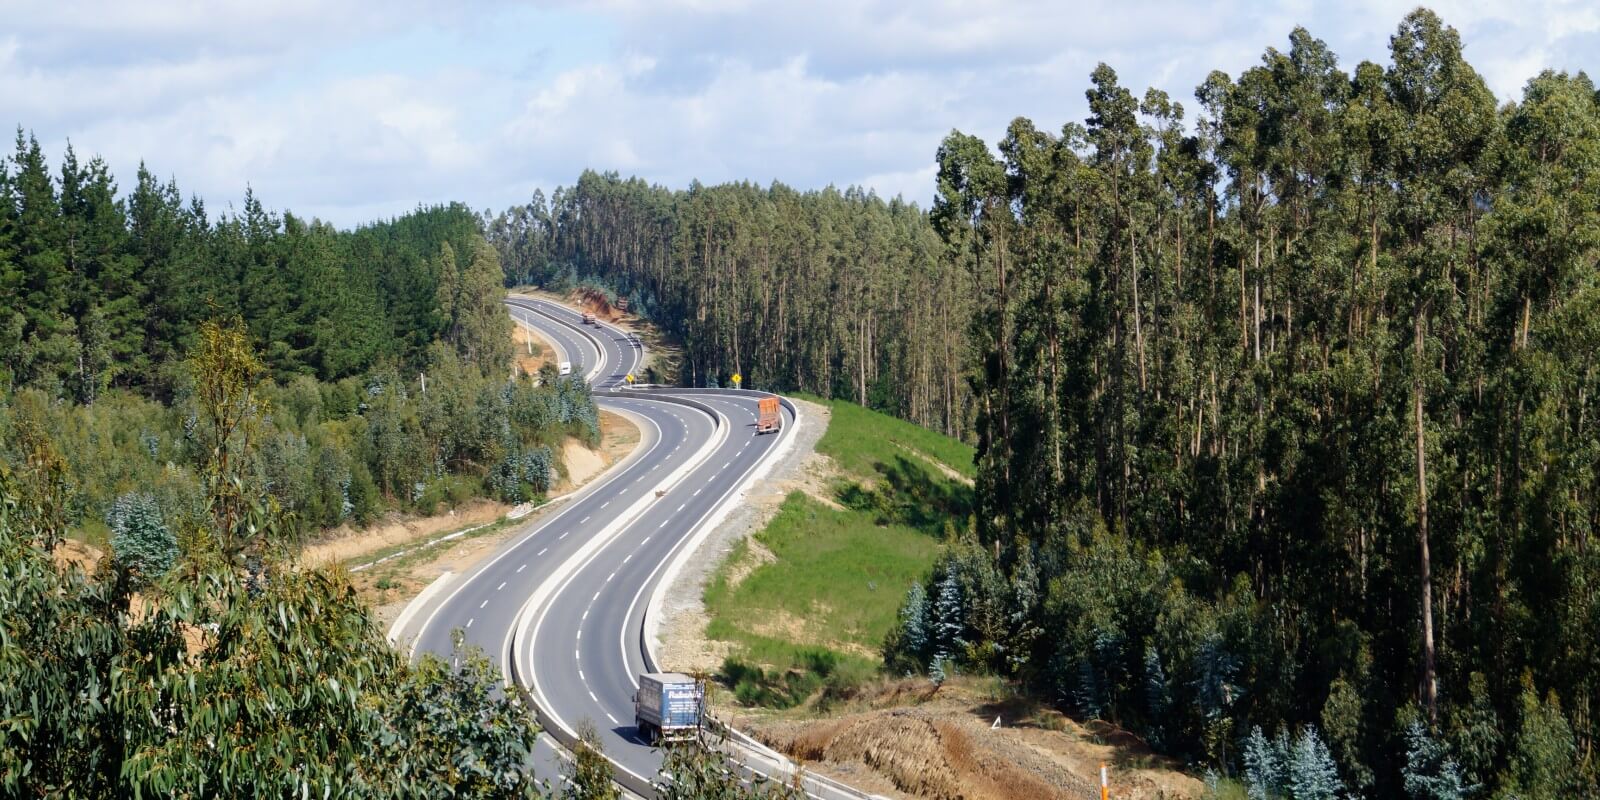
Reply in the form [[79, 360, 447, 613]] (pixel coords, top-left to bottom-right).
[[740, 679, 1204, 800], [301, 499, 510, 569]]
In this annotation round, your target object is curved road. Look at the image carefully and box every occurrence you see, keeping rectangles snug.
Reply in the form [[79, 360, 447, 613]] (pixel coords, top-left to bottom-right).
[[407, 297, 853, 797]]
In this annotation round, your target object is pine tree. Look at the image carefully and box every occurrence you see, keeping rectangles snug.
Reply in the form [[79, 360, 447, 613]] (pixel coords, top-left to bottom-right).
[[1402, 721, 1472, 800], [1242, 726, 1287, 800], [932, 567, 965, 667], [1286, 726, 1342, 800], [107, 492, 176, 584], [898, 582, 929, 666]]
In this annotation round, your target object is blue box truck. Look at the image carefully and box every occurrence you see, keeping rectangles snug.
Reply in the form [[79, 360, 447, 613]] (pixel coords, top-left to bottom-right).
[[634, 672, 703, 744]]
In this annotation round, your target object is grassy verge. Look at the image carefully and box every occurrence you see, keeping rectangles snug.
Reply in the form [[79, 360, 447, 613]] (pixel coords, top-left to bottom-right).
[[800, 393, 975, 481], [705, 398, 974, 709], [344, 513, 521, 574], [704, 491, 939, 703]]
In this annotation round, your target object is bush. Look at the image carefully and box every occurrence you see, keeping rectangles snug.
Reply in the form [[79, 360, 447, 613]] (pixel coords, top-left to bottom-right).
[[719, 647, 868, 710]]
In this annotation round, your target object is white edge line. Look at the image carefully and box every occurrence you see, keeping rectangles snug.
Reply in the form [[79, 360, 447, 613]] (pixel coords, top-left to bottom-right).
[[512, 392, 727, 790], [408, 312, 662, 663], [631, 396, 804, 776]]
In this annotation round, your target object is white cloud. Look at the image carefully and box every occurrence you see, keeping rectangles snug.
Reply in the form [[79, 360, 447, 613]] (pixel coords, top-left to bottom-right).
[[1, 1, 1595, 225]]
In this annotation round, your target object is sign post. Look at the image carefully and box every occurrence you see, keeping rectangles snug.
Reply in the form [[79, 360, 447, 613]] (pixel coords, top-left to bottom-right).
[[731, 372, 742, 389]]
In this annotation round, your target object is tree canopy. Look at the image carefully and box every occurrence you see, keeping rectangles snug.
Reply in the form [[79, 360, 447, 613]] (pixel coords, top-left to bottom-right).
[[885, 9, 1600, 796]]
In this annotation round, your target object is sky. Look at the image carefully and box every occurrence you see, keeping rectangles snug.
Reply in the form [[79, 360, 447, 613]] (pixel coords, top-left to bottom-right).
[[2, 1, 1597, 227]]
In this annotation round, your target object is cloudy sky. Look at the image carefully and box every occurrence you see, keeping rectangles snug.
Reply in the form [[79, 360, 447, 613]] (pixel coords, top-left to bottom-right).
[[3, 1, 1596, 226]]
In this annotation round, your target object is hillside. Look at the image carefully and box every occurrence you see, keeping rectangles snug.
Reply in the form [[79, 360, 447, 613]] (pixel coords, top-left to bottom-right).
[[704, 397, 970, 686], [691, 397, 1200, 799]]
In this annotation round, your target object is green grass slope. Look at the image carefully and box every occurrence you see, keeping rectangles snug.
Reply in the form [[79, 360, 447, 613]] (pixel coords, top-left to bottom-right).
[[704, 398, 973, 708]]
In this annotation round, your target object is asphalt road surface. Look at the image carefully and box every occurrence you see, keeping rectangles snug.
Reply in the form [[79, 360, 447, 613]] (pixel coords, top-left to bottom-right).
[[408, 298, 862, 798]]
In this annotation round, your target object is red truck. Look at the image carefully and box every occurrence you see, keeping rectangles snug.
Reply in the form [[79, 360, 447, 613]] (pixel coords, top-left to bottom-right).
[[756, 397, 781, 434]]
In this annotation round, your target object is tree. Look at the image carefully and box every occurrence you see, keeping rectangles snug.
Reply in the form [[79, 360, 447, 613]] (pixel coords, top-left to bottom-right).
[[563, 721, 621, 800], [895, 582, 929, 668], [0, 465, 545, 798], [1504, 683, 1580, 798], [655, 738, 804, 800], [931, 566, 965, 667], [1286, 727, 1342, 800], [1242, 726, 1288, 800], [1402, 721, 1473, 800], [187, 316, 279, 560], [107, 491, 176, 584]]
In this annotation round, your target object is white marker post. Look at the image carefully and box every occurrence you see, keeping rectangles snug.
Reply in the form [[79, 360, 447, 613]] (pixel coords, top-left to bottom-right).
[[1101, 763, 1109, 800]]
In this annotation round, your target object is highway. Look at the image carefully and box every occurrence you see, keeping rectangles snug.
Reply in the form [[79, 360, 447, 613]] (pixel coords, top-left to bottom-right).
[[401, 296, 864, 798]]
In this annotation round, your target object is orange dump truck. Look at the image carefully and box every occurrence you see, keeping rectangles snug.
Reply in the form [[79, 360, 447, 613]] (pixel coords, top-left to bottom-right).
[[756, 396, 781, 434]]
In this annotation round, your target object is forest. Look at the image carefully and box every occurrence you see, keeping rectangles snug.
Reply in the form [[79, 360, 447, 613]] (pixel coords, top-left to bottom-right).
[[0, 132, 601, 546], [478, 14, 1600, 792], [0, 132, 792, 797], [7, 4, 1600, 796], [878, 9, 1600, 798], [484, 172, 972, 436]]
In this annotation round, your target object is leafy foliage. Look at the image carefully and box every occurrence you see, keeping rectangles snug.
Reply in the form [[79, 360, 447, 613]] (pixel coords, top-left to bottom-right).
[[884, 9, 1600, 795], [656, 737, 805, 800], [562, 722, 621, 800], [0, 470, 542, 798]]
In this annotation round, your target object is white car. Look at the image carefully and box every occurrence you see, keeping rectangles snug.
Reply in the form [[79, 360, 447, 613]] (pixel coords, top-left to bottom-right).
[[557, 361, 572, 376]]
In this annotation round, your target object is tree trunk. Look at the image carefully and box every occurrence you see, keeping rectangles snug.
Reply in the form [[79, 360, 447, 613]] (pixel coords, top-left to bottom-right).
[[1414, 312, 1438, 724]]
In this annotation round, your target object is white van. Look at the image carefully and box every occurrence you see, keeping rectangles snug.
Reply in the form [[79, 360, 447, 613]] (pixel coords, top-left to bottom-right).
[[557, 361, 572, 376]]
